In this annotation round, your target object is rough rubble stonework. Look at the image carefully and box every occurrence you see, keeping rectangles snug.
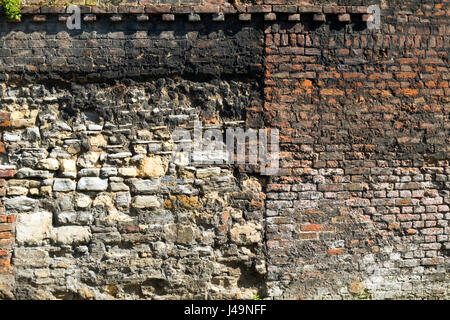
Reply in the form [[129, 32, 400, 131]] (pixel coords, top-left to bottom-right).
[[0, 78, 267, 299], [0, 0, 449, 299]]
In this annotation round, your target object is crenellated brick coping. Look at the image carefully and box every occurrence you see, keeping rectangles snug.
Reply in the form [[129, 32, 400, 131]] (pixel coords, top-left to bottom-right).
[[1, 4, 372, 23]]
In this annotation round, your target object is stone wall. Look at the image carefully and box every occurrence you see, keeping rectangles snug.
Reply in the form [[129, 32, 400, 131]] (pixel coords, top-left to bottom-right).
[[0, 0, 449, 299]]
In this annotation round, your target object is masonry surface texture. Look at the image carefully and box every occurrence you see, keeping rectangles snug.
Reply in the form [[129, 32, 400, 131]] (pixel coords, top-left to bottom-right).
[[0, 0, 448, 300]]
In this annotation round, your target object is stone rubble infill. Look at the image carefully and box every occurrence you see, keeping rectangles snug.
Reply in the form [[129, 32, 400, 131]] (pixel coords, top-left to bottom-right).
[[4, 196, 38, 212], [129, 179, 160, 194], [132, 195, 161, 209]]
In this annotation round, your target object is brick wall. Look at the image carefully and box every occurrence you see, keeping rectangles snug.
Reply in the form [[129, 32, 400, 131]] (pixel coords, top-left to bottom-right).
[[0, 1, 449, 299], [263, 1, 449, 299]]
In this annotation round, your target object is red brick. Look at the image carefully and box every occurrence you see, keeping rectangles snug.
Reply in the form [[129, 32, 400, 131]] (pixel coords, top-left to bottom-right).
[[396, 88, 419, 96], [0, 257, 10, 267], [300, 224, 323, 231], [118, 6, 144, 14], [395, 72, 417, 79], [0, 239, 13, 247], [323, 6, 346, 14], [421, 58, 445, 65], [0, 232, 12, 240], [267, 184, 291, 192], [368, 72, 392, 80], [343, 72, 366, 79], [246, 5, 272, 13], [0, 224, 12, 232], [220, 5, 237, 14], [349, 6, 368, 14], [291, 72, 316, 79], [92, 6, 118, 14], [298, 6, 322, 13], [397, 57, 419, 64], [304, 48, 321, 56], [0, 170, 15, 178], [267, 240, 279, 248], [20, 6, 40, 14], [420, 228, 443, 235], [320, 89, 345, 96], [273, 5, 297, 13], [144, 5, 171, 13], [193, 5, 220, 13], [327, 248, 344, 255], [0, 112, 10, 127], [319, 72, 341, 79], [299, 232, 317, 240]]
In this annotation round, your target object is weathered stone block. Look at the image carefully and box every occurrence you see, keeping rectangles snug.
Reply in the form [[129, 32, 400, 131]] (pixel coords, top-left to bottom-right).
[[129, 179, 159, 194], [78, 168, 100, 177], [118, 167, 138, 177], [51, 226, 91, 245], [132, 196, 161, 209], [13, 248, 50, 268], [16, 168, 53, 179], [176, 225, 196, 244], [60, 159, 77, 178], [5, 196, 38, 212], [116, 192, 131, 208], [7, 186, 28, 196], [53, 179, 76, 192], [110, 182, 130, 192], [139, 156, 167, 178], [74, 194, 92, 209], [196, 167, 221, 178], [100, 167, 118, 178], [37, 158, 59, 171], [77, 177, 108, 192], [56, 211, 94, 226], [16, 211, 53, 245]]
